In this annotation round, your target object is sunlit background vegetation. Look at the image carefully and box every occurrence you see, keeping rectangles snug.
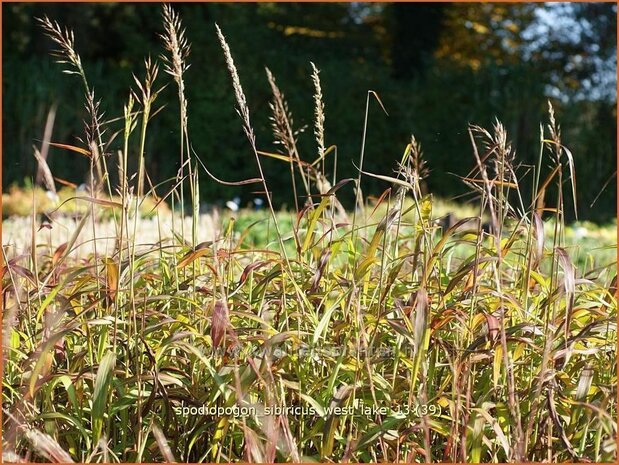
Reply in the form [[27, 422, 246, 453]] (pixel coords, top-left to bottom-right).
[[3, 3, 616, 221]]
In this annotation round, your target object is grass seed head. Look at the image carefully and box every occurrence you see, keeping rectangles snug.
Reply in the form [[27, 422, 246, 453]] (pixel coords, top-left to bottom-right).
[[216, 24, 253, 141], [311, 62, 326, 161]]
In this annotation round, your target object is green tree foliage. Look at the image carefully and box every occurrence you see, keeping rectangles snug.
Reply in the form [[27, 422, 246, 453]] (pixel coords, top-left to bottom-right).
[[2, 2, 616, 221]]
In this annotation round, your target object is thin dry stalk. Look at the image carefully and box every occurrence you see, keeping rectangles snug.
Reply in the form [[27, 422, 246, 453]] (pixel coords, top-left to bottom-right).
[[215, 25, 289, 262], [32, 147, 57, 202], [39, 16, 110, 194], [469, 122, 524, 460], [351, 90, 388, 250], [547, 101, 578, 220], [526, 104, 571, 454], [132, 57, 161, 199], [161, 3, 195, 243], [84, 90, 105, 185]]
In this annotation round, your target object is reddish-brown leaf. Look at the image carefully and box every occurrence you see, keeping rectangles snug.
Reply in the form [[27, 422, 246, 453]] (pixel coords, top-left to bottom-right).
[[369, 187, 392, 218], [177, 247, 211, 269], [9, 264, 37, 286], [211, 300, 230, 349], [52, 243, 68, 268], [484, 312, 500, 342], [238, 261, 269, 287], [310, 249, 331, 293], [49, 142, 91, 158]]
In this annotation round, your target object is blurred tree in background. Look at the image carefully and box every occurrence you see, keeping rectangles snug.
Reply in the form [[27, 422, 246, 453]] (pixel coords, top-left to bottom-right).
[[3, 2, 616, 221]]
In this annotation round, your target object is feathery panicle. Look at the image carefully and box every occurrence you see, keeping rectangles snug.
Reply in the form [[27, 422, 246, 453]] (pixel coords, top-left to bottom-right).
[[74, 91, 106, 185], [266, 68, 296, 155], [308, 64, 347, 219], [489, 119, 515, 184], [215, 24, 252, 141], [546, 100, 562, 162], [394, 135, 427, 202], [39, 15, 119, 204], [160, 3, 191, 156], [37, 16, 82, 74], [132, 57, 161, 198], [310, 62, 326, 161], [216, 24, 294, 267], [546, 101, 563, 163], [266, 68, 306, 158], [132, 57, 161, 108], [467, 122, 519, 218], [124, 93, 136, 130], [161, 4, 195, 244], [121, 93, 136, 195], [161, 4, 191, 84], [266, 67, 311, 209], [84, 90, 106, 151], [491, 119, 510, 155], [546, 100, 577, 218], [467, 123, 499, 226], [472, 119, 514, 165], [547, 100, 559, 142], [468, 120, 515, 182], [408, 135, 428, 183]]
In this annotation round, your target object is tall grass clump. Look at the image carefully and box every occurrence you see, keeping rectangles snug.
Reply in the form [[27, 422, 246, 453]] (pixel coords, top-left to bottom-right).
[[2, 5, 616, 463]]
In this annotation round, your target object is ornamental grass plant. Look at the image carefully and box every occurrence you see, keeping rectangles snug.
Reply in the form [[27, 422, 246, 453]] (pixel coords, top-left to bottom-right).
[[2, 5, 616, 463]]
